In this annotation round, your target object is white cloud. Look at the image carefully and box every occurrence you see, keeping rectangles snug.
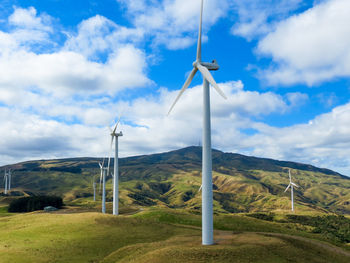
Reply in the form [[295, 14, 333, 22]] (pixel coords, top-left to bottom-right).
[[0, 46, 150, 97], [7, 6, 54, 49], [0, 81, 293, 167], [231, 0, 303, 40], [242, 102, 350, 175], [64, 15, 144, 60], [0, 7, 151, 98], [257, 0, 350, 85], [117, 0, 229, 50]]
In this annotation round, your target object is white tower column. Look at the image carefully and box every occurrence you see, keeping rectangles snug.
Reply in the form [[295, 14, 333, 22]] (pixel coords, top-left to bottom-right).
[[93, 182, 96, 201], [202, 79, 213, 245], [113, 136, 119, 215], [4, 174, 8, 195], [8, 171, 11, 190], [102, 169, 106, 214], [291, 185, 294, 212]]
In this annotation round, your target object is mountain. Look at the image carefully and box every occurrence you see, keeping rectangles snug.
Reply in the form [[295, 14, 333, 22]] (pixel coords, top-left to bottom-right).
[[1, 146, 350, 214]]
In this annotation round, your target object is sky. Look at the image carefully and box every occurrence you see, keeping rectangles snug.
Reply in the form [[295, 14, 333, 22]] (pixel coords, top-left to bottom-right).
[[1, 0, 350, 176]]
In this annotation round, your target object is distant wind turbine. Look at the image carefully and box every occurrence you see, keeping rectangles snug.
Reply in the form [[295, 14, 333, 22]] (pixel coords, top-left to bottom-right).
[[167, 0, 227, 245], [284, 169, 299, 212], [107, 116, 123, 216], [8, 169, 11, 191], [92, 177, 96, 202], [4, 168, 8, 195], [98, 160, 107, 214], [3, 169, 10, 195]]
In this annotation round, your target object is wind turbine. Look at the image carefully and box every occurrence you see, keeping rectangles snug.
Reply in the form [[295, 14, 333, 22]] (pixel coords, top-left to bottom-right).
[[98, 160, 107, 214], [3, 169, 8, 195], [284, 169, 298, 212], [8, 169, 11, 191], [167, 0, 227, 245], [107, 116, 123, 216], [92, 177, 96, 202]]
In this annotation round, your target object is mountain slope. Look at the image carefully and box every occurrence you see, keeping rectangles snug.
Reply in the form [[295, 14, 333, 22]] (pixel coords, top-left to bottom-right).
[[1, 146, 350, 214]]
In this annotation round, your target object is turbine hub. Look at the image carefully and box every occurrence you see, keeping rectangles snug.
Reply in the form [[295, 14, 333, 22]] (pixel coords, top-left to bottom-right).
[[193, 60, 219, 71]]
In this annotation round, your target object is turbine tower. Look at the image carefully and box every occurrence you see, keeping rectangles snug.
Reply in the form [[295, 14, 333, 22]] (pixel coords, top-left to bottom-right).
[[3, 169, 8, 195], [168, 0, 227, 245], [284, 169, 298, 212], [107, 116, 123, 216], [92, 178, 96, 202], [8, 169, 11, 191], [98, 160, 107, 214]]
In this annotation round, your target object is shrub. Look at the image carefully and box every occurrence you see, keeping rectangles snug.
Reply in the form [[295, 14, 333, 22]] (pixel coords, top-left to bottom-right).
[[8, 196, 63, 212], [246, 213, 275, 221]]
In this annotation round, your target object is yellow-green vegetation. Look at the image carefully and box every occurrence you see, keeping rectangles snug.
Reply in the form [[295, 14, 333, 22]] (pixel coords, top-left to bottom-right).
[[2, 146, 350, 215], [0, 208, 349, 263]]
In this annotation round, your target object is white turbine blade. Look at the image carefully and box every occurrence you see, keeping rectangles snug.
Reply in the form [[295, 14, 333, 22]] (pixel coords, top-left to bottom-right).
[[284, 184, 291, 193], [113, 115, 122, 134], [99, 170, 103, 192], [196, 0, 204, 61], [291, 182, 298, 188], [288, 169, 292, 182], [167, 67, 198, 115], [98, 162, 102, 169], [196, 63, 227, 99], [198, 184, 202, 193], [107, 136, 114, 176]]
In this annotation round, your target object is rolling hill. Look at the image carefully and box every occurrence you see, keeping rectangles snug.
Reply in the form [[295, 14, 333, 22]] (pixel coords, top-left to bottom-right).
[[1, 146, 350, 214]]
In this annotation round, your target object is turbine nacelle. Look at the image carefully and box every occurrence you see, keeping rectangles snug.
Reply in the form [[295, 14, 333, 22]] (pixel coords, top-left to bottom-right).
[[193, 60, 219, 71], [110, 130, 123, 137]]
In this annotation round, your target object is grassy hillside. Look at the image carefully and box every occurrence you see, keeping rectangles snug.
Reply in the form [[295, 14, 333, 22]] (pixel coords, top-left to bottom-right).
[[0, 208, 349, 263], [1, 146, 350, 214]]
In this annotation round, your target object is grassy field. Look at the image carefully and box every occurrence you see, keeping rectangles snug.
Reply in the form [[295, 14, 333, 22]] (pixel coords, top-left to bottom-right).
[[0, 207, 349, 263]]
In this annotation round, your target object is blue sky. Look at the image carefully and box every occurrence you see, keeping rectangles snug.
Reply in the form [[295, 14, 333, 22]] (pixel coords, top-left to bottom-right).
[[1, 0, 350, 176]]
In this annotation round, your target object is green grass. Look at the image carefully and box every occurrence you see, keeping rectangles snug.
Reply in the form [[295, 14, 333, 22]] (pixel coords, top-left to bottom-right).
[[0, 206, 12, 217], [0, 208, 349, 263], [0, 211, 198, 263]]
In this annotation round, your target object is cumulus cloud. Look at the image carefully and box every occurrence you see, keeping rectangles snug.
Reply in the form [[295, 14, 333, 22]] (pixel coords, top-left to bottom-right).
[[0, 46, 150, 97], [0, 7, 151, 98], [243, 102, 350, 175], [64, 15, 144, 60], [257, 0, 350, 85], [0, 81, 295, 167], [7, 6, 54, 50], [117, 0, 229, 49], [230, 0, 303, 40]]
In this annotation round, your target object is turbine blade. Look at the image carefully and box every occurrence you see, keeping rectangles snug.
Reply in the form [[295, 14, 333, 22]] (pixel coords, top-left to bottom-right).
[[98, 162, 102, 169], [197, 63, 227, 99], [167, 67, 198, 115], [113, 115, 122, 134], [284, 184, 291, 193], [289, 169, 292, 182], [198, 184, 202, 193], [196, 0, 204, 61], [291, 182, 299, 188], [107, 136, 114, 176], [99, 170, 103, 193]]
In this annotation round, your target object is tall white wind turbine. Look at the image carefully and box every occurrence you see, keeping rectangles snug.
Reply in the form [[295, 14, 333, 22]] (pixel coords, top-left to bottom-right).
[[8, 169, 11, 191], [98, 160, 107, 214], [92, 177, 96, 202], [4, 169, 8, 195], [168, 0, 227, 245], [107, 116, 123, 216], [284, 169, 298, 212]]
